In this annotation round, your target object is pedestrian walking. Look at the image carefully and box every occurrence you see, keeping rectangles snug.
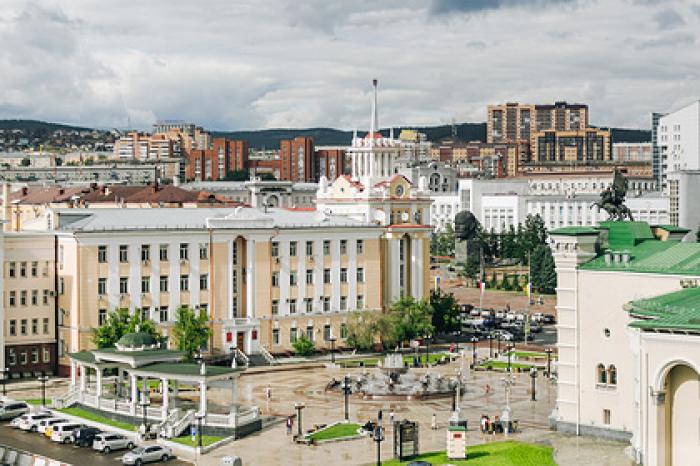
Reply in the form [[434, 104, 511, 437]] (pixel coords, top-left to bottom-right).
[[286, 416, 293, 435], [389, 410, 395, 425], [431, 413, 437, 430], [265, 384, 272, 401]]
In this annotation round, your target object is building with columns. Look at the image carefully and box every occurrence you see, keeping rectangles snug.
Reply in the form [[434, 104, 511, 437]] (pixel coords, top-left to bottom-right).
[[550, 222, 700, 465]]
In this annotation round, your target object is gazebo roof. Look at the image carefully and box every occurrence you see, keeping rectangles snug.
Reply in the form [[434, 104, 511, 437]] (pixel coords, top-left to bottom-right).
[[115, 332, 160, 351]]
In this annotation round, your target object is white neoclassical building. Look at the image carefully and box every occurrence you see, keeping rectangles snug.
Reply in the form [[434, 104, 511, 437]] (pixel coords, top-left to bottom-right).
[[550, 221, 700, 466]]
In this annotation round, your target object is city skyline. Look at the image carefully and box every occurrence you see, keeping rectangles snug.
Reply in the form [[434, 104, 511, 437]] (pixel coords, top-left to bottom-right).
[[0, 0, 699, 131]]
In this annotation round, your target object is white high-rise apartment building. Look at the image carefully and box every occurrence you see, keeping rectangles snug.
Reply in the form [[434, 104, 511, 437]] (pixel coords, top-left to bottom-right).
[[657, 100, 700, 191]]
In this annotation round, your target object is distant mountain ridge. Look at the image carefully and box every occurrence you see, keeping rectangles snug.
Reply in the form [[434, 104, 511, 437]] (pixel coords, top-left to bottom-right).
[[0, 119, 652, 148]]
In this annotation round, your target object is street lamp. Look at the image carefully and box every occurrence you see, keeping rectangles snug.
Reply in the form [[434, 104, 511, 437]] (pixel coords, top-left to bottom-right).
[[140, 389, 150, 436], [470, 336, 478, 365], [488, 334, 493, 359], [1, 367, 9, 397], [496, 332, 502, 357], [329, 336, 337, 365], [374, 415, 385, 466], [342, 374, 351, 421], [545, 346, 554, 378], [294, 402, 305, 438], [506, 344, 514, 373], [424, 334, 432, 367], [37, 372, 49, 407], [529, 367, 538, 401], [195, 411, 205, 449]]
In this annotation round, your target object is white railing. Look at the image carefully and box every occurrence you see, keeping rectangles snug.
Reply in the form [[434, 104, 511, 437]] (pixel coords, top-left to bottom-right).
[[168, 410, 194, 438], [53, 389, 79, 409], [145, 406, 163, 420], [99, 398, 117, 411], [206, 413, 230, 426], [259, 346, 275, 365], [83, 393, 97, 406], [235, 407, 260, 427], [116, 401, 131, 413], [234, 348, 249, 366]]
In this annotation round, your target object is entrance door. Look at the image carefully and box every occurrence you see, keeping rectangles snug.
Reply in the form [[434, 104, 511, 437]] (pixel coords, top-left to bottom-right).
[[237, 332, 245, 352]]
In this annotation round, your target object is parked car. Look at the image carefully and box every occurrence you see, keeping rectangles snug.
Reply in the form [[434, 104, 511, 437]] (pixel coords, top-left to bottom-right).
[[469, 308, 481, 317], [93, 433, 135, 453], [122, 445, 172, 465], [493, 330, 513, 341], [73, 426, 103, 447], [19, 413, 53, 431], [495, 310, 506, 319], [529, 323, 543, 333], [37, 417, 67, 435], [51, 422, 83, 443], [532, 312, 545, 322], [0, 401, 30, 420], [10, 414, 27, 428], [542, 314, 556, 324]]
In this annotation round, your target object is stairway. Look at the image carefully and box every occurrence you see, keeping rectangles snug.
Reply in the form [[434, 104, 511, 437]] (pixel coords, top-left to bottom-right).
[[247, 353, 272, 367]]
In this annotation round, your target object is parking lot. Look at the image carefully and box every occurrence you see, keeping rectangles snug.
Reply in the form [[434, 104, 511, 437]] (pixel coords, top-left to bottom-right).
[[0, 423, 191, 466]]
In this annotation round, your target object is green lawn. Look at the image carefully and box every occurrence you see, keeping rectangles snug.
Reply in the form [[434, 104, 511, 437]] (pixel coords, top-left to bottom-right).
[[382, 441, 555, 465], [171, 435, 225, 447], [340, 353, 448, 368], [22, 398, 46, 406], [479, 360, 535, 370], [308, 422, 362, 442], [57, 407, 136, 431]]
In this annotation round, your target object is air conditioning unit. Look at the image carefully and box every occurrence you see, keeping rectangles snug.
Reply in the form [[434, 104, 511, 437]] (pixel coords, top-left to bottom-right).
[[180, 259, 188, 265], [275, 257, 280, 264]]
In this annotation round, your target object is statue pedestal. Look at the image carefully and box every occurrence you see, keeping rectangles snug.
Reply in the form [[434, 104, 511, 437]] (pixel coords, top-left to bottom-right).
[[455, 239, 468, 264]]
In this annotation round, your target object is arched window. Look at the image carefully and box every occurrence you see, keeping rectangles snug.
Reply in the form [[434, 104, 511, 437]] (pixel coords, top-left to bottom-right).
[[608, 365, 617, 385], [597, 364, 607, 384]]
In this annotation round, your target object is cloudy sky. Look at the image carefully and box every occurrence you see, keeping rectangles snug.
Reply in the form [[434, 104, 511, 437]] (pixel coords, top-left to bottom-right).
[[0, 0, 699, 131]]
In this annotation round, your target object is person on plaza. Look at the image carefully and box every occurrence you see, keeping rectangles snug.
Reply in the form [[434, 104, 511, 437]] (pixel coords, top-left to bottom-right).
[[494, 415, 502, 434], [265, 384, 272, 401], [389, 410, 395, 425], [449, 343, 455, 353], [286, 415, 293, 435], [431, 413, 437, 430]]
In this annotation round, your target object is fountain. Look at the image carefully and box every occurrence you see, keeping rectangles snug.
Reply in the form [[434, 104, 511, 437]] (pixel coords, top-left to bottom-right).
[[329, 353, 463, 400]]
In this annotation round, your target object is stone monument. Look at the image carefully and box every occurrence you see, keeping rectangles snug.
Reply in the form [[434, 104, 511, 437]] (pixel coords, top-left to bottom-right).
[[454, 210, 478, 264]]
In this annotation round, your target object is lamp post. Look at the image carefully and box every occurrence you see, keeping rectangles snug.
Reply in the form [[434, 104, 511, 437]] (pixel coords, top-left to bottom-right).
[[545, 346, 553, 378], [374, 419, 384, 466], [37, 372, 49, 407], [342, 374, 351, 421], [424, 335, 431, 367], [470, 336, 478, 365], [1, 367, 9, 397], [195, 411, 205, 449], [496, 332, 502, 357], [329, 336, 337, 365], [140, 389, 150, 436], [506, 344, 514, 373], [488, 334, 493, 359], [529, 367, 538, 401], [294, 402, 305, 438]]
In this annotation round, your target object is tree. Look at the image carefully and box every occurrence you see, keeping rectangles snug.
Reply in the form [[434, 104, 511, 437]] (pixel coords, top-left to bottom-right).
[[258, 173, 276, 181], [430, 223, 455, 257], [346, 312, 377, 351], [696, 225, 700, 242], [531, 244, 557, 294], [21, 157, 31, 167], [91, 308, 162, 349], [292, 335, 315, 356], [460, 256, 480, 285], [521, 214, 548, 262], [171, 306, 211, 361], [501, 225, 517, 259], [430, 289, 460, 334], [389, 297, 434, 344], [224, 169, 249, 181]]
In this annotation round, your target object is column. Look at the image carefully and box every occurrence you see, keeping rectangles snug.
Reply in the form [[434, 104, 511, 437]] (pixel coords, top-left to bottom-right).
[[172, 381, 179, 409], [95, 368, 103, 402], [130, 374, 138, 415], [390, 238, 401, 301], [199, 381, 207, 415], [410, 237, 421, 300], [117, 368, 124, 399], [79, 364, 86, 392], [70, 360, 77, 388], [246, 239, 256, 319], [161, 377, 169, 418]]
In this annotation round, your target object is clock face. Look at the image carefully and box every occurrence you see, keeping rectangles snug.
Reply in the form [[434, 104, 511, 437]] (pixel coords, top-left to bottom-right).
[[395, 185, 404, 197]]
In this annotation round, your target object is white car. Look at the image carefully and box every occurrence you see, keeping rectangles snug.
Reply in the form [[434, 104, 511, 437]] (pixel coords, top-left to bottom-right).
[[92, 433, 135, 453], [493, 330, 514, 341], [122, 445, 172, 465], [19, 412, 54, 431], [495, 311, 506, 319], [50, 422, 83, 443], [0, 401, 30, 420], [37, 417, 67, 435], [532, 312, 545, 322]]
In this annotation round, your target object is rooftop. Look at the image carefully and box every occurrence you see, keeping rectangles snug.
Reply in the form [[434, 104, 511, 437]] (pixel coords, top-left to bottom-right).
[[626, 287, 700, 332]]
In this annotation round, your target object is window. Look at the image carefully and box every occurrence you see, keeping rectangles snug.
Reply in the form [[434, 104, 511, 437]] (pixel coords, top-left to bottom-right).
[[20, 290, 27, 306], [20, 351, 27, 365], [340, 296, 347, 310], [199, 243, 208, 260], [43, 347, 50, 363], [306, 241, 313, 256], [290, 327, 298, 343], [160, 276, 168, 292], [200, 274, 209, 290], [289, 299, 297, 314], [306, 325, 314, 341], [603, 409, 611, 425], [306, 270, 314, 285], [159, 306, 169, 322], [323, 324, 331, 341], [98, 245, 108, 262], [31, 318, 38, 334], [272, 328, 280, 346], [340, 268, 347, 283], [608, 365, 617, 385], [142, 307, 150, 321], [199, 303, 208, 316], [9, 320, 16, 336], [141, 276, 150, 293], [323, 240, 330, 255], [271, 300, 279, 315], [98, 309, 107, 326], [31, 261, 38, 277], [159, 244, 169, 261], [340, 323, 348, 339], [119, 245, 128, 262], [180, 243, 189, 260], [357, 240, 364, 254], [271, 241, 279, 257], [180, 275, 189, 291], [98, 278, 106, 295], [272, 272, 279, 287], [31, 290, 38, 306], [323, 268, 331, 284], [9, 291, 16, 307], [357, 268, 365, 283], [21, 319, 27, 335], [289, 241, 297, 256], [305, 298, 313, 313], [597, 364, 607, 384], [141, 245, 151, 262], [340, 240, 347, 255], [290, 272, 297, 286], [31, 347, 38, 363], [120, 277, 129, 294], [43, 289, 49, 305], [20, 262, 26, 277], [323, 296, 330, 312], [8, 349, 16, 365], [8, 262, 15, 278], [357, 295, 364, 309], [43, 318, 49, 334]]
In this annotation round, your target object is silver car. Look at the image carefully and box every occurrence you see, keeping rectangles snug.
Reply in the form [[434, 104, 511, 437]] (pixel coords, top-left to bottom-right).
[[37, 417, 67, 435], [122, 445, 171, 465], [0, 401, 30, 420], [92, 433, 135, 453]]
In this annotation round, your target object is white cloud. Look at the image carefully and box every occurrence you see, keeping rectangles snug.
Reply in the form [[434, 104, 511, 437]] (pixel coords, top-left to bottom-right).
[[0, 0, 698, 131]]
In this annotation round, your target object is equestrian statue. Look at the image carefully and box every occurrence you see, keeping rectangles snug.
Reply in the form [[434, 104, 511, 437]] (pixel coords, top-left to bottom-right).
[[591, 169, 634, 221]]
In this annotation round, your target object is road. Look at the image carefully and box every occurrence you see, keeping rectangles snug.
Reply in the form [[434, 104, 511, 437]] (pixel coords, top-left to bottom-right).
[[0, 424, 191, 466]]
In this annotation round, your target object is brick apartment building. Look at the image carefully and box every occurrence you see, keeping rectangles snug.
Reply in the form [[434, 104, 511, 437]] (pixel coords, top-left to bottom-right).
[[186, 138, 248, 181], [315, 146, 348, 181], [280, 137, 315, 182]]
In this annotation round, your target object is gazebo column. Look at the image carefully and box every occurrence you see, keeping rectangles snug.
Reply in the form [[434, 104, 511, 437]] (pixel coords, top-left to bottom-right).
[[95, 368, 103, 404], [172, 381, 179, 408], [199, 381, 207, 415], [117, 368, 124, 398], [70, 360, 77, 389], [79, 364, 86, 394], [161, 377, 169, 418], [130, 374, 138, 415]]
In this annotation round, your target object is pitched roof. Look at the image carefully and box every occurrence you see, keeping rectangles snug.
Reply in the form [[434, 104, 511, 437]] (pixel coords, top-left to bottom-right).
[[626, 287, 700, 332]]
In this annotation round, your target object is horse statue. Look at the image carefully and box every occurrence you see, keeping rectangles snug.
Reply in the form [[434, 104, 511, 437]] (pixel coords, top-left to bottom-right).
[[591, 170, 634, 221]]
